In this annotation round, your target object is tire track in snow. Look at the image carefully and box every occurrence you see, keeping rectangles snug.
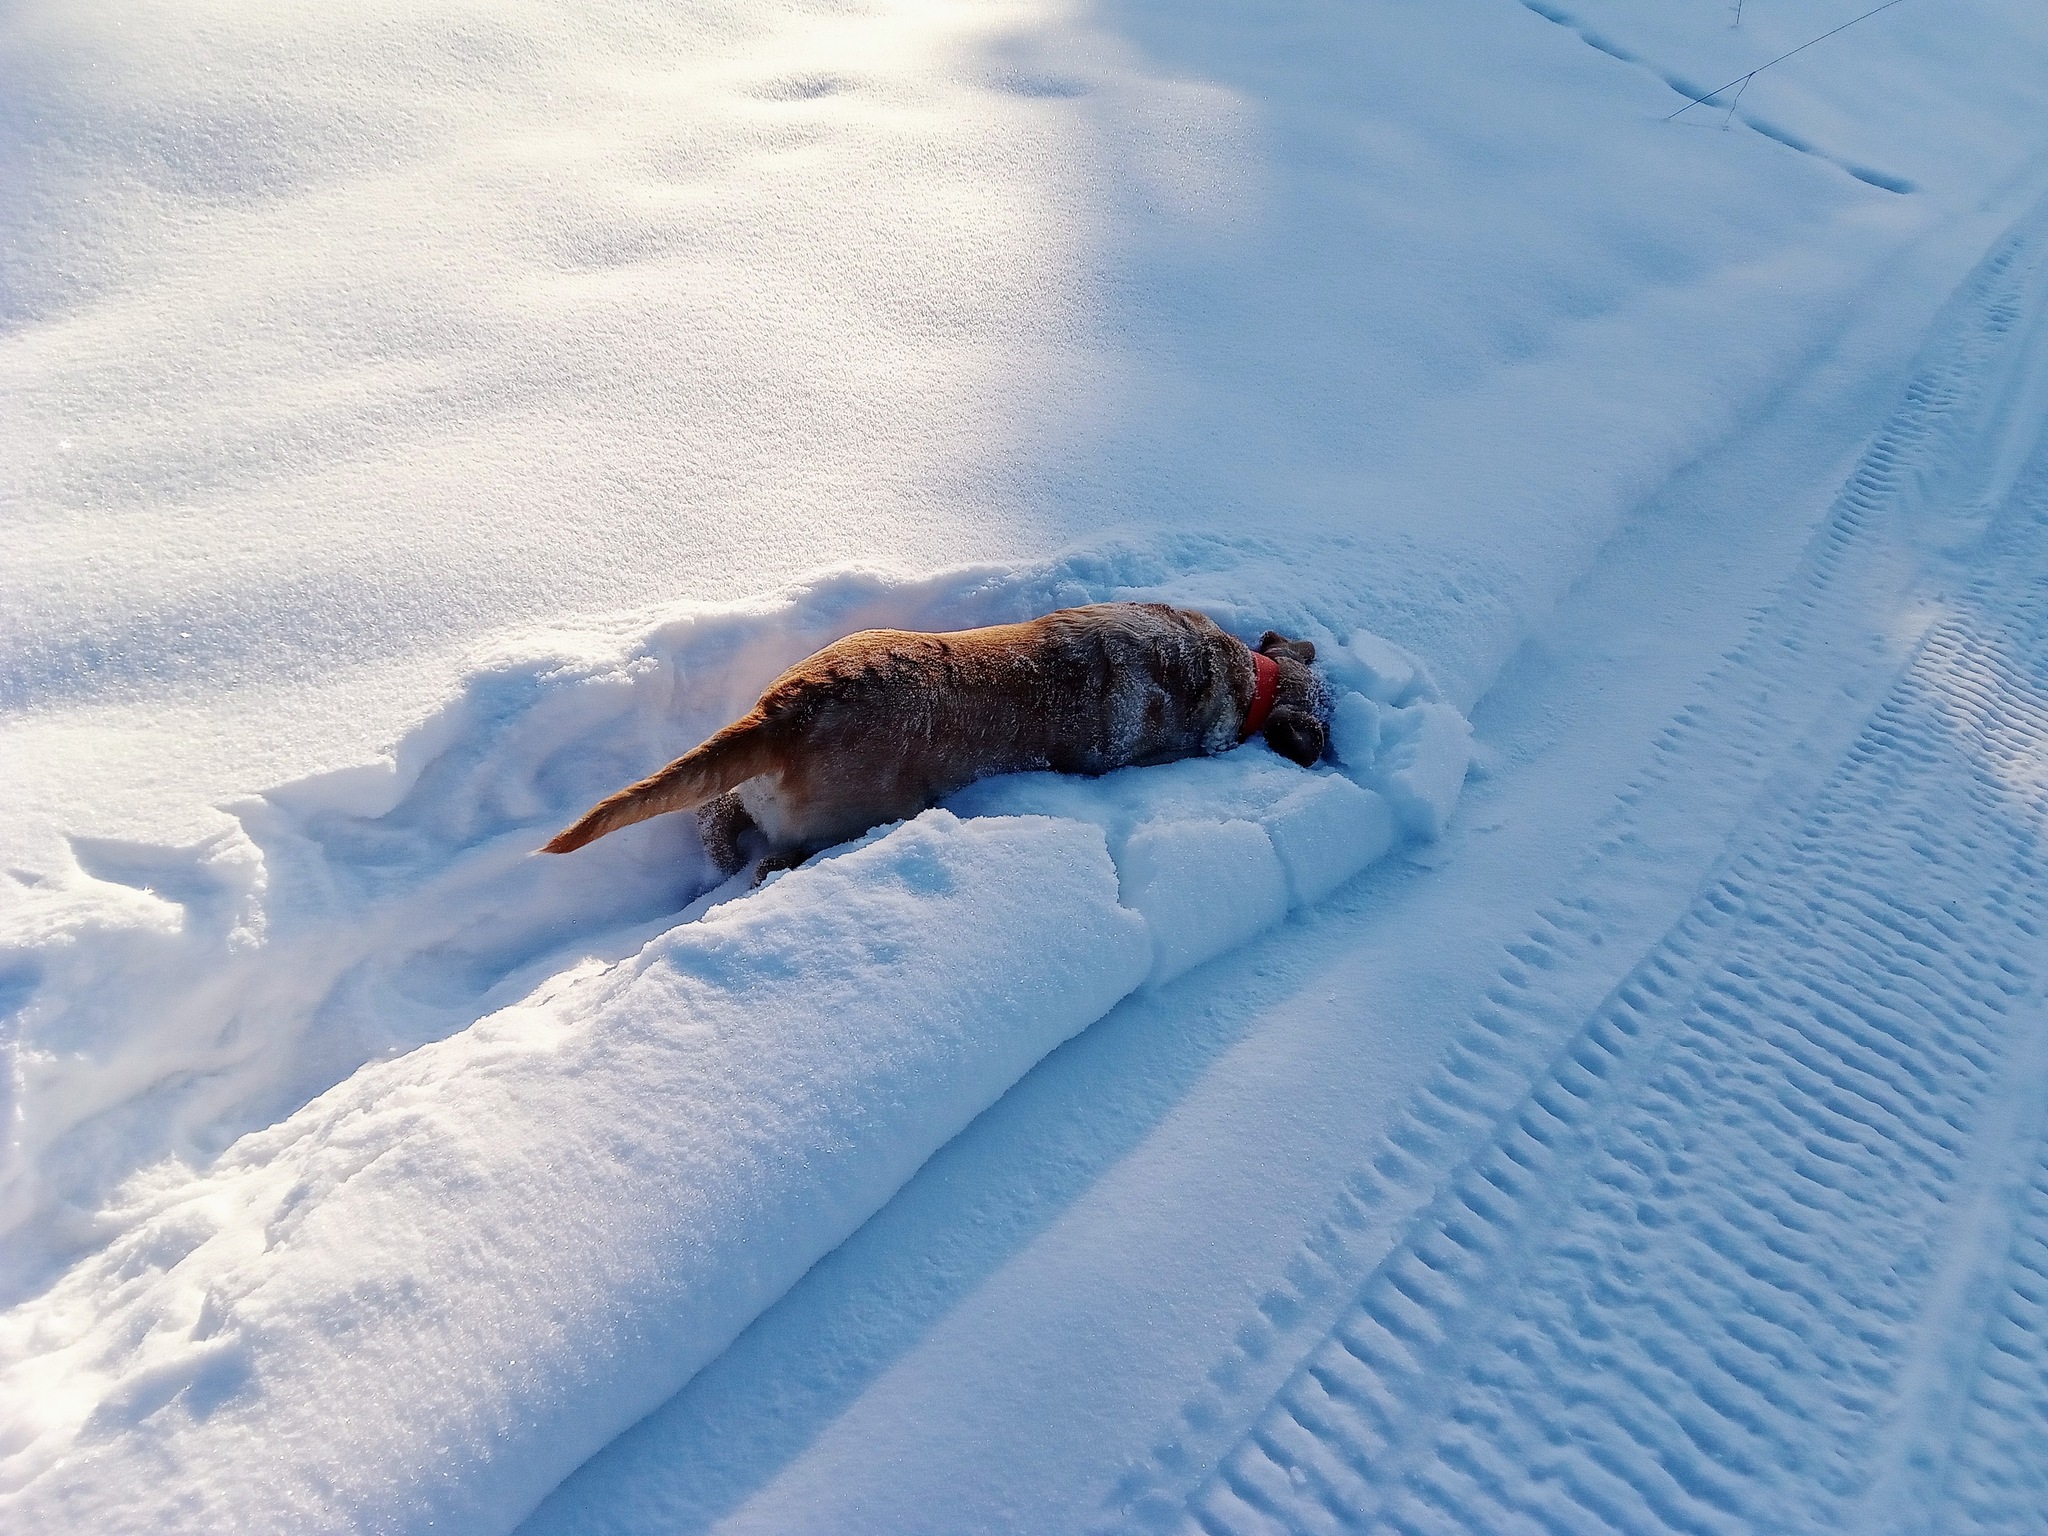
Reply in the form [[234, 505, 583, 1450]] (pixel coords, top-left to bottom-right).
[[1851, 977, 2048, 1536], [1842, 457, 2048, 1536], [1187, 492, 2048, 1517], [1096, 190, 2048, 1535], [1190, 603, 2048, 1536], [1934, 1117, 2048, 1533]]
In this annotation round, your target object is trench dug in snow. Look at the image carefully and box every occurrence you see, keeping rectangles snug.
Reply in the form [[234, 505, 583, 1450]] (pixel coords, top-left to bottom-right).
[[0, 575, 1469, 1535]]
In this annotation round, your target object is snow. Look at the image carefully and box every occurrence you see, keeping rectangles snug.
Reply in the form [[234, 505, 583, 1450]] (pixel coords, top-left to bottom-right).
[[0, 543, 1464, 1287], [0, 623, 1456, 1529], [1118, 820, 1289, 989], [1365, 700, 1475, 843], [1261, 775, 1400, 910], [8, 0, 2048, 1530], [0, 811, 1151, 1532]]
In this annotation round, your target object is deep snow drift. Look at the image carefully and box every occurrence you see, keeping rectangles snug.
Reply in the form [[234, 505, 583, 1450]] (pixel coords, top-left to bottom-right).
[[8, 0, 2048, 1530]]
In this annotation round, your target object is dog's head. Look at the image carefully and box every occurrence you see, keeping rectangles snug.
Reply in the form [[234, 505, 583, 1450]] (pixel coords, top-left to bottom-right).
[[1256, 630, 1329, 767]]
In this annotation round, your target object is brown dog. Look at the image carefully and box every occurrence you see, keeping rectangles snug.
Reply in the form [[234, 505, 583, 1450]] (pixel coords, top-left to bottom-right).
[[543, 602, 1326, 875]]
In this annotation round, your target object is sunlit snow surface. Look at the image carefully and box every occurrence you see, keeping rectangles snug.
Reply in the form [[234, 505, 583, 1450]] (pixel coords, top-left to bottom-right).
[[7, 0, 2048, 1531]]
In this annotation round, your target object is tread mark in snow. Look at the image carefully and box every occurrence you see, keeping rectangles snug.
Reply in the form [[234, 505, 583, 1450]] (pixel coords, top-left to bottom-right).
[[1096, 194, 2048, 1536]]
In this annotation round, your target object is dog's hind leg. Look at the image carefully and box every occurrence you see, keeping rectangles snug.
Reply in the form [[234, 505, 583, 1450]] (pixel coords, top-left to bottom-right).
[[751, 846, 815, 885], [696, 790, 758, 877]]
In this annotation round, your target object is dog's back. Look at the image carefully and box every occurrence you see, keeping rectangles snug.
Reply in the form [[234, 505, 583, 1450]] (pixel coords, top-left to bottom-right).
[[727, 603, 1243, 848], [545, 602, 1311, 866]]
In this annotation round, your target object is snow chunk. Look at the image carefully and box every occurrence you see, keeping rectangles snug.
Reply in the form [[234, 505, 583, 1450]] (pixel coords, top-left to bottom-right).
[[1328, 690, 1385, 774], [1118, 819, 1290, 987], [1377, 701, 1474, 842], [0, 811, 1149, 1536], [1264, 774, 1400, 907], [1320, 632, 1430, 706]]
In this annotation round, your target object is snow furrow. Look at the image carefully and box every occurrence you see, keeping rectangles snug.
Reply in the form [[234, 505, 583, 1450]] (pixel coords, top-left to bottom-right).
[[0, 545, 1441, 1295], [1097, 187, 2048, 1535], [0, 560, 1467, 1531]]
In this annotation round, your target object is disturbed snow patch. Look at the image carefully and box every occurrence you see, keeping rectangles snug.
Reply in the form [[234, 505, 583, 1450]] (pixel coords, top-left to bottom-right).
[[1, 550, 1466, 1281], [0, 560, 1467, 1534]]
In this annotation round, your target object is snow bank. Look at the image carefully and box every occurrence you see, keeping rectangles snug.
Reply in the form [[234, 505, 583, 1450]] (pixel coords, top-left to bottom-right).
[[0, 575, 1468, 1533], [0, 812, 1150, 1533]]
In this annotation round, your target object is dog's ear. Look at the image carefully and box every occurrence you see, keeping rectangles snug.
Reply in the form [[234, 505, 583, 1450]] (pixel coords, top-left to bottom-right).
[[1264, 707, 1327, 768], [1258, 631, 1317, 665]]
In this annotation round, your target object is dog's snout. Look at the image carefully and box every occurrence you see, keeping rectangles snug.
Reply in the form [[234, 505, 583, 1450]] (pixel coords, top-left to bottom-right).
[[1265, 708, 1326, 767]]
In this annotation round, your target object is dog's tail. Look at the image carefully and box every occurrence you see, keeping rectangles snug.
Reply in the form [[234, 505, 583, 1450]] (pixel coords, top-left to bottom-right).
[[542, 715, 777, 854]]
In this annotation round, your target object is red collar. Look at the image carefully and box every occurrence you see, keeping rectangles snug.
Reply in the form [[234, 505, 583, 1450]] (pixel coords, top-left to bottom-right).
[[1240, 650, 1280, 740]]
